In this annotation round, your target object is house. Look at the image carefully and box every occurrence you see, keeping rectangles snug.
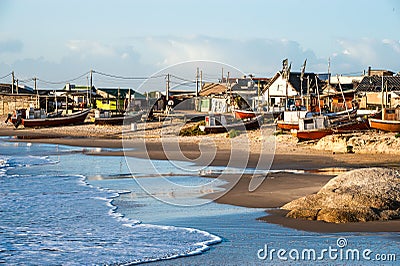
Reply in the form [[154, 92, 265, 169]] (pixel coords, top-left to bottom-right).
[[198, 75, 270, 113], [262, 71, 325, 112], [198, 83, 232, 113], [321, 75, 363, 112], [63, 83, 96, 108], [0, 83, 38, 115], [168, 89, 197, 110], [96, 88, 146, 112], [356, 72, 400, 109], [221, 75, 270, 110]]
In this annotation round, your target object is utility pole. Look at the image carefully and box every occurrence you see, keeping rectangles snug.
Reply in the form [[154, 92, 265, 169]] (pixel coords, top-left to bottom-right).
[[195, 67, 199, 97], [166, 73, 170, 100], [328, 58, 331, 85], [34, 77, 39, 108], [200, 70, 202, 93], [228, 71, 231, 111], [89, 69, 93, 107], [16, 79, 19, 94], [221, 67, 224, 83], [86, 76, 89, 107], [11, 71, 14, 94], [328, 57, 331, 111]]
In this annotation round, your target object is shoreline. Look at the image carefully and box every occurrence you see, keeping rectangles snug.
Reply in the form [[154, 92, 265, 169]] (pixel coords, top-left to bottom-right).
[[1, 124, 400, 232]]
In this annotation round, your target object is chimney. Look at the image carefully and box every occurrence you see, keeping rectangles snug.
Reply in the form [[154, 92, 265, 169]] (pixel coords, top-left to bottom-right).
[[367, 66, 371, 76]]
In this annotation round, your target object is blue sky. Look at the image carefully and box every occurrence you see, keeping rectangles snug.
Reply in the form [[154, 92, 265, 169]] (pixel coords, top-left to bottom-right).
[[0, 0, 399, 90]]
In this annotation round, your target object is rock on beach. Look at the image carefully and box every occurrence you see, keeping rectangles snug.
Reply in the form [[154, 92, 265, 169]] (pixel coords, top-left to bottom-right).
[[282, 168, 400, 223]]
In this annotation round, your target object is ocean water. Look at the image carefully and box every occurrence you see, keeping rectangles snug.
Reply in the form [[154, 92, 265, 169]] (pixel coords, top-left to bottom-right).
[[0, 138, 399, 265], [0, 139, 260, 265]]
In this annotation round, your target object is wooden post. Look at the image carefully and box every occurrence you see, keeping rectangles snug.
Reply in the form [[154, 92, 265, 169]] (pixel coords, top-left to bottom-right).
[[166, 73, 170, 100], [34, 77, 39, 108], [89, 69, 93, 107], [196, 67, 199, 97], [11, 71, 14, 94]]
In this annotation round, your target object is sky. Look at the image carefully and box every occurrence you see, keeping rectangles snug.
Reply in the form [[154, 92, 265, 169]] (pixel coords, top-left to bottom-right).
[[0, 0, 399, 91]]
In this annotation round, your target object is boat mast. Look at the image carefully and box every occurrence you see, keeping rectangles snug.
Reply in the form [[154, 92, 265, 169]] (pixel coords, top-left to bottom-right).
[[315, 76, 322, 115], [381, 75, 384, 112], [336, 75, 351, 120]]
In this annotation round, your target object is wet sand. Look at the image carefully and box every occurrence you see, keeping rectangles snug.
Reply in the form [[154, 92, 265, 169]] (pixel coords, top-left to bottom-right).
[[1, 123, 400, 232]]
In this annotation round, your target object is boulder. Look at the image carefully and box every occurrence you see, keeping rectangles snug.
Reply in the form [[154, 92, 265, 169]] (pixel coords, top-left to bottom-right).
[[282, 168, 400, 223]]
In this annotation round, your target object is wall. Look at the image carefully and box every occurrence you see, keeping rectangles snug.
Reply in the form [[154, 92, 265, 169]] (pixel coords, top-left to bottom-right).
[[0, 94, 38, 115]]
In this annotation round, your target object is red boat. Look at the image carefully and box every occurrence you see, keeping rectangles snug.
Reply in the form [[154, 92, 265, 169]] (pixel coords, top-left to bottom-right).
[[276, 121, 299, 130], [233, 109, 257, 119], [369, 118, 400, 132], [292, 128, 333, 140], [10, 109, 90, 128], [368, 108, 400, 132]]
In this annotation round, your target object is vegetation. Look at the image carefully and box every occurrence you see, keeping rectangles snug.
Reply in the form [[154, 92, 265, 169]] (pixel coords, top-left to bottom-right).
[[227, 129, 240, 138], [179, 121, 206, 136]]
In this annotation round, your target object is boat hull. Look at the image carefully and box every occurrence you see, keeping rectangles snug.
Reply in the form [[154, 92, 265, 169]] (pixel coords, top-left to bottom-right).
[[233, 110, 256, 119], [369, 118, 400, 132], [276, 121, 299, 131], [12, 109, 90, 128], [292, 128, 333, 141], [94, 113, 143, 126], [201, 115, 262, 134]]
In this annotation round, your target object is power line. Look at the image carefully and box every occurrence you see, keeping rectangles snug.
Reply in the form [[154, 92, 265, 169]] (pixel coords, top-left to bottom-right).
[[0, 72, 12, 80], [169, 74, 195, 83], [93, 70, 165, 80], [37, 71, 90, 85]]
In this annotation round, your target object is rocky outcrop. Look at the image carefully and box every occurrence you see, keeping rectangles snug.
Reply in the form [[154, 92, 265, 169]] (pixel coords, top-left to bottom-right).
[[314, 133, 400, 154], [282, 168, 400, 223]]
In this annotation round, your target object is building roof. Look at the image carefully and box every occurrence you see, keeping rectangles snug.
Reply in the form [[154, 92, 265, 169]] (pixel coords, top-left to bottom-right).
[[356, 76, 400, 92], [199, 83, 242, 97], [262, 71, 325, 95], [0, 83, 35, 94], [97, 88, 146, 99], [199, 83, 227, 96]]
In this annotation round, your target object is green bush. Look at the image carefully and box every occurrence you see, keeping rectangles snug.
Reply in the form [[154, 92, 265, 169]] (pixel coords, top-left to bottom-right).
[[227, 129, 240, 138], [395, 133, 400, 138], [179, 121, 206, 136]]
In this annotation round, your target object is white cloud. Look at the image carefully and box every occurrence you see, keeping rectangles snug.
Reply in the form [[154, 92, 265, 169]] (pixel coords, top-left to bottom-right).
[[3, 36, 400, 88], [332, 38, 400, 73], [66, 40, 116, 57]]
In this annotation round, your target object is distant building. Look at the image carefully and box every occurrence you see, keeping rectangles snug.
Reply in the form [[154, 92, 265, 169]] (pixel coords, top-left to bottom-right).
[[0, 83, 38, 115], [262, 71, 324, 112], [356, 72, 400, 109], [321, 76, 363, 112], [96, 88, 146, 112], [198, 75, 270, 113], [62, 83, 96, 108]]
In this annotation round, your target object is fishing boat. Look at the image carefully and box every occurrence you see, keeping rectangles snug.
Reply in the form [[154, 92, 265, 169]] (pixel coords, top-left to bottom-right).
[[199, 115, 263, 134], [293, 111, 371, 140], [94, 111, 144, 126], [233, 109, 257, 119], [10, 109, 90, 128], [276, 110, 308, 131], [369, 108, 400, 132], [277, 120, 300, 130], [292, 127, 333, 140], [291, 115, 332, 140]]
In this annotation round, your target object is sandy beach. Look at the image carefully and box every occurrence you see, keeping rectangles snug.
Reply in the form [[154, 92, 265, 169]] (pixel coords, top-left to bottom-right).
[[1, 119, 400, 233]]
